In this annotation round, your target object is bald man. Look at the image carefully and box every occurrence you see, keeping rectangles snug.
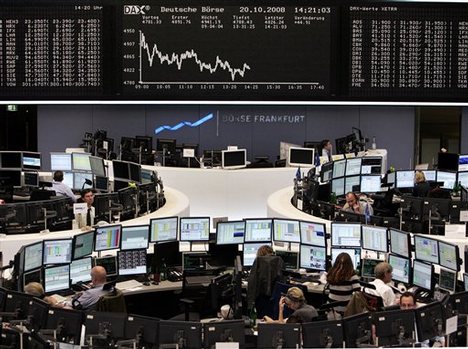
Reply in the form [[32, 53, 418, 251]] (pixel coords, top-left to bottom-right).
[[72, 266, 109, 310]]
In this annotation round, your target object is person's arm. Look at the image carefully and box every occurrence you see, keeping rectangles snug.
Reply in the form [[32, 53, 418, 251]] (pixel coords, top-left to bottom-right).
[[263, 297, 287, 324]]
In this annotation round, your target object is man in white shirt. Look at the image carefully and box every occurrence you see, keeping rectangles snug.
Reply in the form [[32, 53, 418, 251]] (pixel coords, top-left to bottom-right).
[[321, 139, 333, 162], [369, 262, 395, 307], [75, 188, 95, 229], [52, 171, 76, 202]]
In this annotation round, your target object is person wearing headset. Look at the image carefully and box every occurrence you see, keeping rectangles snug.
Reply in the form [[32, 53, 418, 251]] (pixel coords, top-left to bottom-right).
[[263, 287, 318, 323]]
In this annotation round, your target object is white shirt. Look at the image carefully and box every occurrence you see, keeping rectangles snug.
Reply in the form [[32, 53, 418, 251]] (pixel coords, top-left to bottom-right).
[[368, 278, 395, 307], [75, 206, 95, 228], [52, 181, 76, 202]]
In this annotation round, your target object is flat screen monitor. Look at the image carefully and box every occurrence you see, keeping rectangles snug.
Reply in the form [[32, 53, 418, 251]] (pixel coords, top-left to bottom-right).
[[23, 268, 42, 291], [216, 221, 245, 245], [396, 170, 414, 189], [361, 157, 382, 174], [22, 152, 41, 170], [43, 239, 73, 265], [320, 161, 333, 182], [73, 172, 93, 190], [244, 218, 272, 242], [89, 156, 106, 177], [458, 154, 468, 171], [94, 255, 118, 277], [458, 171, 468, 188], [95, 175, 109, 191], [412, 260, 433, 290], [275, 250, 298, 270], [361, 225, 388, 253], [436, 170, 456, 190], [300, 221, 326, 247], [422, 170, 436, 181], [112, 160, 130, 179], [118, 249, 147, 276], [158, 320, 202, 349], [415, 302, 445, 342], [257, 323, 300, 349], [44, 265, 70, 294], [439, 268, 457, 293], [414, 235, 439, 264], [345, 175, 360, 193], [345, 157, 362, 176], [72, 152, 91, 172], [85, 312, 126, 342], [50, 153, 72, 171], [331, 222, 361, 247], [438, 152, 459, 171], [373, 309, 415, 347], [72, 231, 94, 260], [45, 307, 83, 344], [150, 217, 178, 243], [4, 290, 34, 320], [360, 175, 381, 193], [438, 241, 459, 271], [129, 162, 141, 183], [287, 147, 314, 168], [273, 219, 300, 243], [343, 313, 373, 348], [465, 274, 468, 291], [70, 257, 92, 284], [141, 168, 153, 184], [331, 248, 361, 270], [389, 228, 411, 258], [125, 314, 159, 346], [156, 138, 177, 155], [332, 177, 345, 196], [221, 149, 247, 169], [0, 169, 22, 187], [299, 244, 326, 271], [302, 319, 343, 348], [243, 242, 270, 267], [203, 320, 245, 349], [361, 258, 380, 278], [0, 151, 22, 168], [23, 241, 43, 272], [121, 224, 149, 250], [62, 171, 74, 188], [94, 224, 122, 252], [386, 171, 395, 185], [24, 171, 39, 187], [179, 217, 210, 241], [388, 254, 411, 284], [333, 159, 346, 178]]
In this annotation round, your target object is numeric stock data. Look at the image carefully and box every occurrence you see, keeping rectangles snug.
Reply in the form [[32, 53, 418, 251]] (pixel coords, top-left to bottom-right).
[[121, 3, 335, 99]]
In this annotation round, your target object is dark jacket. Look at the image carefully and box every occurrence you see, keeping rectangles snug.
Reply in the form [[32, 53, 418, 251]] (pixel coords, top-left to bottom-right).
[[247, 255, 284, 308]]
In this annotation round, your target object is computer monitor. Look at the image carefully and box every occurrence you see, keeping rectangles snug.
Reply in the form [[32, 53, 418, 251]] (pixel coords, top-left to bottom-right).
[[361, 225, 388, 253], [22, 152, 41, 170], [158, 320, 202, 349], [70, 257, 93, 284], [203, 320, 245, 349], [71, 231, 94, 260], [287, 147, 315, 168], [414, 235, 439, 264], [28, 298, 50, 333], [275, 250, 299, 270], [85, 312, 126, 342], [361, 258, 380, 278], [112, 160, 130, 179], [331, 222, 361, 247], [361, 157, 382, 174], [22, 268, 42, 291], [129, 162, 141, 183], [438, 152, 459, 171], [396, 170, 414, 189], [117, 249, 147, 276], [23, 171, 39, 187], [299, 244, 326, 271], [360, 175, 381, 193], [389, 228, 411, 258], [439, 268, 457, 293], [0, 151, 22, 168], [125, 314, 159, 346], [320, 161, 333, 182], [94, 255, 118, 277], [343, 313, 373, 348], [458, 154, 468, 171], [43, 239, 73, 265], [121, 224, 149, 250], [257, 323, 300, 349], [72, 152, 91, 172], [388, 254, 411, 284], [221, 149, 247, 169], [300, 221, 326, 247], [458, 171, 468, 188], [94, 224, 122, 252], [450, 290, 468, 314], [43, 265, 70, 294], [50, 153, 72, 171], [344, 175, 360, 193], [156, 138, 177, 155], [386, 171, 396, 186], [415, 302, 445, 341], [331, 248, 361, 270], [244, 218, 272, 242], [302, 319, 344, 348], [333, 159, 346, 178], [272, 219, 300, 243], [150, 217, 178, 243], [436, 170, 457, 190], [62, 171, 74, 188], [73, 172, 93, 190], [4, 289, 34, 319], [331, 177, 345, 196], [345, 157, 362, 176], [23, 241, 43, 272], [179, 217, 210, 242], [243, 242, 270, 267], [373, 309, 415, 347], [0, 169, 22, 187], [89, 156, 106, 177], [412, 260, 433, 290], [438, 241, 460, 271], [45, 307, 83, 344], [422, 170, 436, 181], [216, 221, 245, 245]]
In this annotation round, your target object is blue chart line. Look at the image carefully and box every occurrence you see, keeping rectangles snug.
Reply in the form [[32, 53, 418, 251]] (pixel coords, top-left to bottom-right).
[[140, 31, 251, 82], [154, 113, 214, 134]]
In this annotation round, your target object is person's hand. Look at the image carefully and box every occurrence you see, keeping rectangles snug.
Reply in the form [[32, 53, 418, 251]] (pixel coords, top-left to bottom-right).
[[263, 316, 273, 323], [353, 202, 360, 213], [279, 296, 286, 311]]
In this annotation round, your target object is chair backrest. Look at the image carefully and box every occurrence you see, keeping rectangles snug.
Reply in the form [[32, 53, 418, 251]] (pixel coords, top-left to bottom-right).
[[343, 291, 383, 317], [96, 288, 127, 313]]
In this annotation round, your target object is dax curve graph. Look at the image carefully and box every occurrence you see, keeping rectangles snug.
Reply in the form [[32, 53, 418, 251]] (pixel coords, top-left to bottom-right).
[[154, 113, 214, 134], [121, 3, 334, 99]]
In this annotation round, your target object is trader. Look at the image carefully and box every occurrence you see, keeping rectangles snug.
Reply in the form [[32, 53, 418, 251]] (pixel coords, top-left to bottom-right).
[[342, 192, 374, 215], [369, 262, 395, 307], [75, 188, 95, 229], [263, 287, 318, 323], [71, 266, 109, 310], [320, 139, 333, 162], [51, 170, 76, 202]]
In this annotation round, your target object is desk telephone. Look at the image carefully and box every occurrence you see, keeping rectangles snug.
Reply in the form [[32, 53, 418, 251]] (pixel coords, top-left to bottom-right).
[[72, 282, 91, 292], [407, 286, 431, 302], [166, 267, 183, 282]]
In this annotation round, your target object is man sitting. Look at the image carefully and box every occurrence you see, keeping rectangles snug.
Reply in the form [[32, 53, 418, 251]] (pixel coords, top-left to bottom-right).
[[263, 287, 318, 323], [72, 266, 109, 310]]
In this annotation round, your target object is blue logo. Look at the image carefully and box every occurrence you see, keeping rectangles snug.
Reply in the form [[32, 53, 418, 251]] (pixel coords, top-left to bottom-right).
[[154, 113, 214, 134]]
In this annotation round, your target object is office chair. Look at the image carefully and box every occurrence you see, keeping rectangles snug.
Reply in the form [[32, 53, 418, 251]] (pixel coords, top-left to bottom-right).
[[96, 288, 127, 313]]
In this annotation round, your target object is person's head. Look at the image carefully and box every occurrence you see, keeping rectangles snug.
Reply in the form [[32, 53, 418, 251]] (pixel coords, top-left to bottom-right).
[[374, 262, 393, 283], [400, 292, 416, 310], [284, 287, 305, 310], [24, 282, 45, 299], [90, 266, 107, 286], [345, 192, 359, 207], [53, 171, 64, 182], [81, 189, 94, 207], [321, 139, 332, 151], [257, 245, 274, 257], [327, 252, 355, 284], [415, 171, 426, 184]]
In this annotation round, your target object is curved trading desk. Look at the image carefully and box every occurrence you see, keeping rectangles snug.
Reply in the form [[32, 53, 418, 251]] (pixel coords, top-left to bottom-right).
[[0, 186, 189, 265]]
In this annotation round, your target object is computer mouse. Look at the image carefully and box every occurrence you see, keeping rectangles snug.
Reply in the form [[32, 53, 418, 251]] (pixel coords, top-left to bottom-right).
[[143, 281, 150, 286]]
